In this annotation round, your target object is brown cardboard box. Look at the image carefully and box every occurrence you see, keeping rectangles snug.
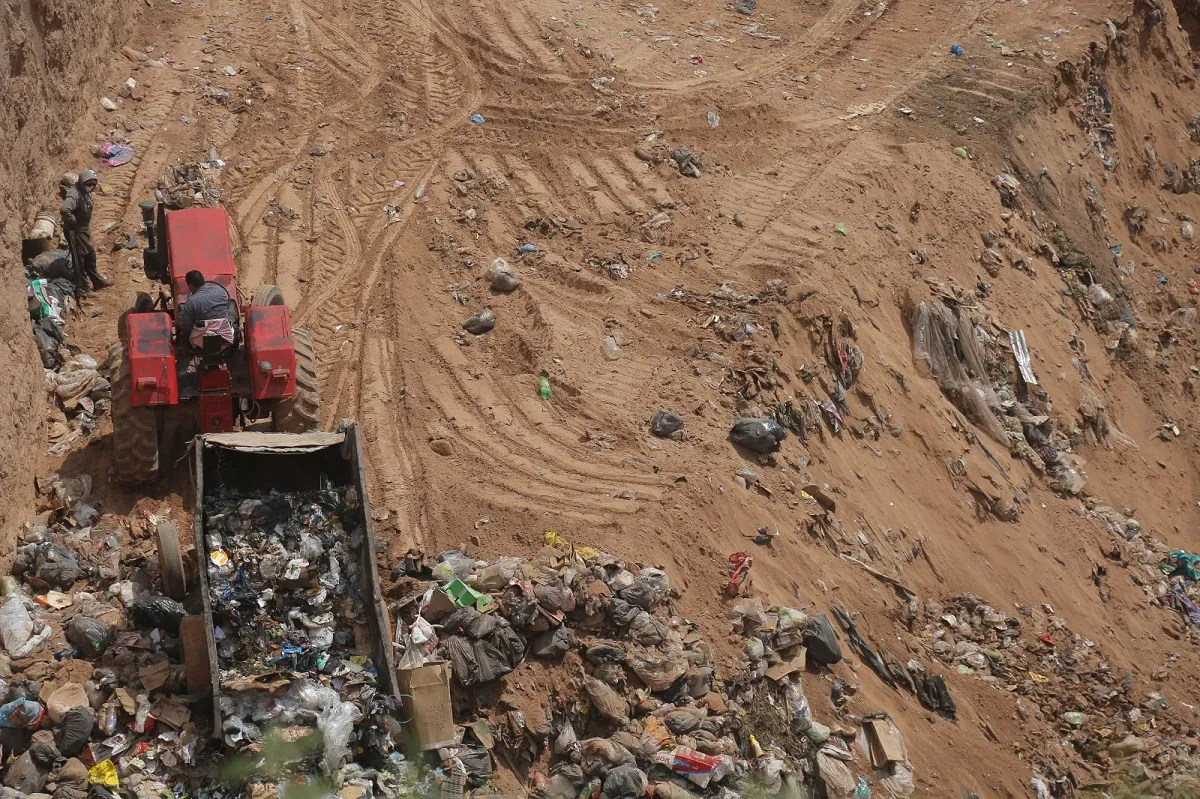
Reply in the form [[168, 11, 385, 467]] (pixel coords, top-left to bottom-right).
[[866, 719, 904, 767], [397, 662, 456, 750]]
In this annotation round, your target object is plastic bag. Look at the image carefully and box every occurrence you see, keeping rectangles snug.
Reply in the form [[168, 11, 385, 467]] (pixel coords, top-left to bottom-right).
[[462, 308, 496, 335], [609, 598, 640, 627], [66, 616, 111, 658], [431, 550, 474, 583], [665, 709, 702, 734], [727, 597, 767, 634], [0, 698, 44, 728], [908, 300, 1008, 443], [530, 627, 575, 660], [786, 680, 813, 729], [474, 556, 523, 591], [729, 418, 787, 453], [0, 596, 34, 655], [650, 411, 685, 440], [554, 722, 580, 756], [583, 640, 627, 664], [777, 606, 808, 632], [817, 751, 857, 799], [580, 738, 636, 772], [803, 614, 842, 664], [583, 675, 628, 722], [56, 707, 95, 757], [487, 258, 520, 292], [318, 697, 357, 773], [602, 765, 647, 799], [455, 744, 493, 788], [45, 682, 88, 724], [130, 594, 186, 633], [630, 653, 687, 692]]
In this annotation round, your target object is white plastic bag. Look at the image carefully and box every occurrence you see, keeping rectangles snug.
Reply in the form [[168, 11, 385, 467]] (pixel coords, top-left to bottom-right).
[[0, 596, 34, 655]]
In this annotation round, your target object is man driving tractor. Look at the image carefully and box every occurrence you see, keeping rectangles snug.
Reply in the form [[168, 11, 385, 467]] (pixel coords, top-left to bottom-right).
[[177, 270, 234, 349]]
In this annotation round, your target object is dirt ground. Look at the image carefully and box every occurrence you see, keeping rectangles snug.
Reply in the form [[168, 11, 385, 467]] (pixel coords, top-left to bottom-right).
[[10, 0, 1200, 793]]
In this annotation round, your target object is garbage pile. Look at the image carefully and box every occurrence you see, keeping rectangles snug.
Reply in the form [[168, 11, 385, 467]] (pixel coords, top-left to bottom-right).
[[203, 485, 402, 780], [23, 242, 109, 457], [919, 594, 1200, 789], [0, 480, 202, 799], [391, 535, 916, 799]]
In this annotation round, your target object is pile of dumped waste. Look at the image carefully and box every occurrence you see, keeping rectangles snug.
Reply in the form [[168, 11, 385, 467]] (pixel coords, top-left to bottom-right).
[[203, 485, 406, 784], [390, 535, 918, 799], [24, 242, 109, 457], [919, 593, 1200, 791], [0, 478, 200, 799]]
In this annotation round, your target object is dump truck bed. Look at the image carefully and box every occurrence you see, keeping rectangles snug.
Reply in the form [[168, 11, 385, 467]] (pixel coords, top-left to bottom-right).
[[190, 425, 396, 739]]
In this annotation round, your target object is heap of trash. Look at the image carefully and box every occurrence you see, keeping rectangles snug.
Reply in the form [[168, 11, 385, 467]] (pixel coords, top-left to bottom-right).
[[390, 535, 917, 799], [203, 484, 402, 777], [919, 593, 1200, 791], [0, 477, 201, 799]]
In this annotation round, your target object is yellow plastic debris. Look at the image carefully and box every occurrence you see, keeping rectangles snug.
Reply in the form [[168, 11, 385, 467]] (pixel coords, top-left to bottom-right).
[[1028, 671, 1049, 684], [543, 531, 600, 561], [88, 760, 119, 788]]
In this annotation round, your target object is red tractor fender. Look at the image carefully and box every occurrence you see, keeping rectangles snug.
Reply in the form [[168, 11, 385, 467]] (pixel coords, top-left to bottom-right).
[[127, 313, 179, 407], [244, 305, 298, 401]]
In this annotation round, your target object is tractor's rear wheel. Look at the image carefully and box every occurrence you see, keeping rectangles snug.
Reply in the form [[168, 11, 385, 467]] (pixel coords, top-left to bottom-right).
[[111, 342, 161, 485], [250, 285, 286, 308], [272, 327, 321, 433]]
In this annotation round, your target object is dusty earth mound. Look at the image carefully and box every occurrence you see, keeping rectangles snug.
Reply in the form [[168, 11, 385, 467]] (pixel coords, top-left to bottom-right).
[[7, 0, 1200, 794]]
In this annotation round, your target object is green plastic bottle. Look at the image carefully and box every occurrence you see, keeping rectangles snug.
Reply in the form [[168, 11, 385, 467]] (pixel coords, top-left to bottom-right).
[[538, 376, 552, 399]]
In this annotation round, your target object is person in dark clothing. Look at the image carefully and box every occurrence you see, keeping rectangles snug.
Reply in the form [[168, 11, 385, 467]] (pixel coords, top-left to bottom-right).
[[59, 170, 112, 291], [178, 270, 234, 349]]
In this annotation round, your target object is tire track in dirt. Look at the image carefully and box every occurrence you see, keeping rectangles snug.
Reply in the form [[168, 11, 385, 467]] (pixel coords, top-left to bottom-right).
[[721, 0, 999, 270], [279, 0, 486, 545]]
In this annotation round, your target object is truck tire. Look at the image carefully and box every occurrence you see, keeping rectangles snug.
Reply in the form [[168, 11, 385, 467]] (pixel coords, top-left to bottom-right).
[[111, 342, 161, 485], [272, 327, 321, 432], [156, 520, 187, 599], [250, 284, 286, 307]]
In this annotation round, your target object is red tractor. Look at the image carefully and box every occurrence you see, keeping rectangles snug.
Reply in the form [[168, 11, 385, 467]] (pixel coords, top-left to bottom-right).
[[109, 202, 320, 484]]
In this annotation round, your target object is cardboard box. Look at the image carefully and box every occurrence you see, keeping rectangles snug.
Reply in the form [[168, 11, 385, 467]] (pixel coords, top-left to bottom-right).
[[866, 719, 904, 767], [397, 662, 456, 750]]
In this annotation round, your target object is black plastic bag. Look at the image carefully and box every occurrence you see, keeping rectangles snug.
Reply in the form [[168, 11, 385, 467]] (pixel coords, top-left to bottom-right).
[[729, 418, 787, 453], [619, 579, 659, 611], [608, 599, 641, 627], [473, 625, 525, 682], [918, 674, 957, 720], [130, 594, 186, 633], [802, 614, 842, 665], [530, 627, 575, 660], [602, 765, 647, 799], [443, 636, 480, 685], [456, 744, 493, 788], [66, 617, 111, 658], [30, 250, 74, 281], [56, 707, 95, 757], [650, 411, 685, 440]]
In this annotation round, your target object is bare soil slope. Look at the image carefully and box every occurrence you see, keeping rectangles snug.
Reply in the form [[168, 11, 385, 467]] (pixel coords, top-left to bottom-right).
[[0, 0, 144, 553]]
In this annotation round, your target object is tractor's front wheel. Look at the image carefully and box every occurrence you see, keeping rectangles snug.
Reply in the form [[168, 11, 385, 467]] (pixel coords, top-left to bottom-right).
[[272, 327, 321, 433], [110, 342, 161, 485]]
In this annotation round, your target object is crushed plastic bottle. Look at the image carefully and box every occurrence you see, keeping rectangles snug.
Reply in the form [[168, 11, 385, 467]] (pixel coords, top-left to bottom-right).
[[538, 376, 552, 399], [602, 336, 622, 361]]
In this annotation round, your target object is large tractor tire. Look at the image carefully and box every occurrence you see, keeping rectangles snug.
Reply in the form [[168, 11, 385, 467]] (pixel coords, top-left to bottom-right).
[[273, 326, 321, 433], [251, 284, 286, 308], [110, 341, 161, 485]]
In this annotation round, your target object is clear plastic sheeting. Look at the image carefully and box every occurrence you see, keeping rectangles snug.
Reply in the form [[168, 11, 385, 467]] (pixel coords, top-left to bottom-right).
[[908, 299, 1009, 443]]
